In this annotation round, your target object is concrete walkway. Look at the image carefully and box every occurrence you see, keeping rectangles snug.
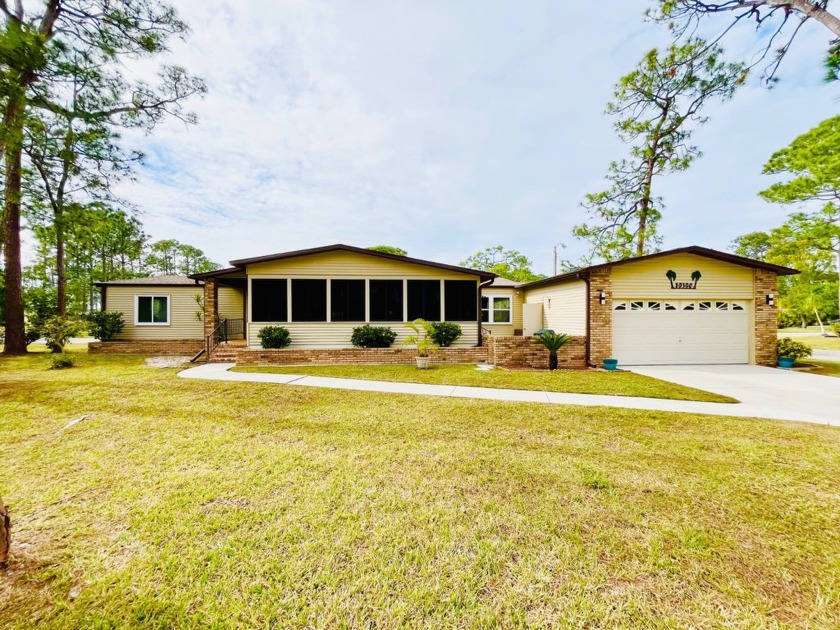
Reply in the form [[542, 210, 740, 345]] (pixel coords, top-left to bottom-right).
[[178, 363, 839, 427]]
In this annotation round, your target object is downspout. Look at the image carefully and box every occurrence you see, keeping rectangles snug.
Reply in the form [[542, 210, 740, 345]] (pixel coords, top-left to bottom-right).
[[477, 277, 495, 347], [580, 271, 592, 368]]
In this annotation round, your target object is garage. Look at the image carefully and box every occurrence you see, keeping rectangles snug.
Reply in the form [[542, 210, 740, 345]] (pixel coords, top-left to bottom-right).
[[612, 299, 750, 365]]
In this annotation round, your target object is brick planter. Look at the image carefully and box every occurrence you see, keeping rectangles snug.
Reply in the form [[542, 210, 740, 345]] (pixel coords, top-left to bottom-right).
[[485, 335, 587, 370], [235, 346, 489, 366]]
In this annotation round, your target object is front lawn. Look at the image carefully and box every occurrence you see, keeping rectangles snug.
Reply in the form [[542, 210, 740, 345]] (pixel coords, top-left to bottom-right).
[[1, 354, 839, 628], [782, 334, 840, 351], [795, 359, 840, 378], [232, 363, 736, 403]]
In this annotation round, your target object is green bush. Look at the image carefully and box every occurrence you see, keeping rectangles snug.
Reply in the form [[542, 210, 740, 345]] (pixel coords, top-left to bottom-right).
[[42, 316, 82, 353], [83, 310, 125, 341], [257, 326, 292, 349], [776, 337, 812, 361], [535, 331, 572, 370], [49, 354, 75, 369], [351, 325, 397, 348], [430, 322, 462, 347], [832, 322, 840, 337]]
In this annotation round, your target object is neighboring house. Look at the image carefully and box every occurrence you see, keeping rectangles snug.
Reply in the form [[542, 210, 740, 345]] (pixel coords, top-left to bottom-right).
[[94, 244, 797, 367]]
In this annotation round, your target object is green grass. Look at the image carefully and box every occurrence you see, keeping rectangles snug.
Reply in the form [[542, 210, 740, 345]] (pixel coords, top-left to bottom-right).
[[232, 363, 737, 403], [1, 354, 839, 628], [795, 359, 840, 378], [782, 334, 840, 351], [778, 325, 827, 334]]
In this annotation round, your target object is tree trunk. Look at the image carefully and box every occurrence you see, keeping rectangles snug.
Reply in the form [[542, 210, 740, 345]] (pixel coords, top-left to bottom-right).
[[0, 496, 9, 568], [549, 353, 558, 370], [56, 206, 66, 316], [2, 100, 27, 355]]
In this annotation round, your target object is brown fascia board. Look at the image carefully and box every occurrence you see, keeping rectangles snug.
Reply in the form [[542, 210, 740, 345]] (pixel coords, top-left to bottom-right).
[[521, 245, 799, 291], [188, 266, 242, 280], [93, 279, 204, 287], [224, 243, 496, 280]]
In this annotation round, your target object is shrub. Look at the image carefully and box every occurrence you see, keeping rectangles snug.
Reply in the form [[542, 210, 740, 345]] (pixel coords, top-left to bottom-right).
[[430, 322, 462, 347], [83, 310, 125, 341], [535, 330, 571, 370], [351, 325, 397, 348], [776, 337, 812, 361], [42, 316, 82, 353], [832, 322, 840, 337], [402, 319, 438, 357], [257, 326, 292, 349], [49, 355, 75, 370]]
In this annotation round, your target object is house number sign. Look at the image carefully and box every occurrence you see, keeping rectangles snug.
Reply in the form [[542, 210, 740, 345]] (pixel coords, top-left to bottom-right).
[[666, 270, 702, 290]]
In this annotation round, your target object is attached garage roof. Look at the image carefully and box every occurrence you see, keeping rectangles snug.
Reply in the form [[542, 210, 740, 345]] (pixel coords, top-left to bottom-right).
[[190, 243, 495, 280], [94, 275, 202, 287], [521, 246, 799, 290]]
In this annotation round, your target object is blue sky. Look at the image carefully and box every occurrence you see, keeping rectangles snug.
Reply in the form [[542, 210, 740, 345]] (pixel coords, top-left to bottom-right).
[[108, 0, 839, 276]]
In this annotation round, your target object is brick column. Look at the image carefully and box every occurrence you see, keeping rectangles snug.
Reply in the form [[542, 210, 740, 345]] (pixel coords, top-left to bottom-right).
[[588, 268, 612, 366], [203, 278, 219, 337], [754, 270, 778, 367]]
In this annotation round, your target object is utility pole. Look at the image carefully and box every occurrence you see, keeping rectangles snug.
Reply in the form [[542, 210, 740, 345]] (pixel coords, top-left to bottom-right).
[[553, 242, 565, 276]]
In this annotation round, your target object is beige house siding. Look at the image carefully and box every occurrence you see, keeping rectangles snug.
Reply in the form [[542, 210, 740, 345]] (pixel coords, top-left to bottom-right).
[[217, 286, 244, 320], [247, 321, 479, 349], [611, 253, 754, 299], [481, 287, 522, 336], [106, 285, 204, 340], [522, 280, 587, 336], [246, 251, 480, 348]]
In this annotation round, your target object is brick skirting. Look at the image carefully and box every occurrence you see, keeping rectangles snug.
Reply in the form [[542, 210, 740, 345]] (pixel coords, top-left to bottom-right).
[[234, 346, 490, 366], [486, 335, 587, 369], [89, 340, 203, 355]]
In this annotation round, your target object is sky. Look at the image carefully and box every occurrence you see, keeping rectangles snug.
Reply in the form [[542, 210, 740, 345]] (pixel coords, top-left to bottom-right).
[[99, 0, 840, 276]]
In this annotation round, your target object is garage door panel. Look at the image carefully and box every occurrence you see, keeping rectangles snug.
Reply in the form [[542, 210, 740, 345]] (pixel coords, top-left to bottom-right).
[[612, 300, 749, 365]]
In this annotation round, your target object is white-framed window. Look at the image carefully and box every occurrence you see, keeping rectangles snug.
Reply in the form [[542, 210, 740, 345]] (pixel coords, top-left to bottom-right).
[[481, 295, 512, 324], [135, 294, 170, 325]]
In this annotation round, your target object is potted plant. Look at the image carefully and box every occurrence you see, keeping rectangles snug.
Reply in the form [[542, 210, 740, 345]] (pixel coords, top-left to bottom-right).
[[402, 318, 438, 368], [776, 337, 812, 368], [535, 330, 571, 370]]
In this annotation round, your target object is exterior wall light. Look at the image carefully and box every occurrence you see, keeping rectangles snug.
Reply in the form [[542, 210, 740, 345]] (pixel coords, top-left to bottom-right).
[[766, 294, 775, 306], [598, 290, 606, 306]]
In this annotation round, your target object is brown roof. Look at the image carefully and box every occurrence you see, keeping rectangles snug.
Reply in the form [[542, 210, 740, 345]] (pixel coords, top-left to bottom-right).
[[94, 275, 202, 287], [521, 246, 799, 290], [190, 244, 495, 280], [487, 276, 522, 288]]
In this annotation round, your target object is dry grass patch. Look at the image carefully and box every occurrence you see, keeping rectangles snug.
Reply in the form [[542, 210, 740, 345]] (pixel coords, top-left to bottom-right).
[[0, 354, 838, 628], [232, 364, 736, 403]]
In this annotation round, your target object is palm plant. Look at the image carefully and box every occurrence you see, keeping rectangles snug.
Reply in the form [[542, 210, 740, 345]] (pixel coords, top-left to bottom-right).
[[535, 331, 571, 370], [402, 319, 438, 358]]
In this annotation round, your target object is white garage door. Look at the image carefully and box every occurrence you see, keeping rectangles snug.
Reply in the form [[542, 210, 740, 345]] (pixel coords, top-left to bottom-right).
[[612, 299, 749, 365]]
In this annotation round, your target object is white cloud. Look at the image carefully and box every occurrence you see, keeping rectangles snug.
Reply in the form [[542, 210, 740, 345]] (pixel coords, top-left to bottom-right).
[[83, 0, 840, 276]]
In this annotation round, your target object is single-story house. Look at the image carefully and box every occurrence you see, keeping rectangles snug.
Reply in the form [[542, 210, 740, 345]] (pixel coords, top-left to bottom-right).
[[93, 244, 797, 367]]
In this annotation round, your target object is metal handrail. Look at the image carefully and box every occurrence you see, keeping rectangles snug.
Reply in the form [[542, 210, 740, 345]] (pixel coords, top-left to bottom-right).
[[205, 318, 227, 357]]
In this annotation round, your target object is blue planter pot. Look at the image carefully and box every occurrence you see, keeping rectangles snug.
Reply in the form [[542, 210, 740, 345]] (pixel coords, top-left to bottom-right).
[[603, 358, 618, 371], [778, 356, 795, 369]]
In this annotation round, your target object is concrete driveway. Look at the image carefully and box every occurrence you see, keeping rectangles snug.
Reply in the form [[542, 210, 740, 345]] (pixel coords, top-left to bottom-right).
[[629, 365, 840, 426]]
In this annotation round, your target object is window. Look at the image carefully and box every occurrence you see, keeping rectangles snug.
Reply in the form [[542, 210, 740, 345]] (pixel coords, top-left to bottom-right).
[[699, 301, 712, 311], [683, 303, 695, 311], [648, 301, 661, 311], [664, 302, 677, 311], [370, 280, 403, 321], [732, 303, 745, 311], [292, 279, 327, 322], [630, 301, 644, 311], [613, 302, 627, 311], [136, 295, 169, 325], [331, 280, 365, 322], [251, 279, 287, 322], [445, 281, 477, 321], [716, 301, 729, 311], [481, 295, 512, 323], [407, 280, 441, 321]]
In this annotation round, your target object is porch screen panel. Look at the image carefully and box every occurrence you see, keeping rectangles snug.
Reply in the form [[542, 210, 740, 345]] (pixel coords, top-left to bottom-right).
[[292, 279, 327, 322], [444, 280, 477, 321], [369, 280, 403, 321], [251, 279, 287, 322], [331, 280, 365, 322], [407, 280, 441, 321]]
